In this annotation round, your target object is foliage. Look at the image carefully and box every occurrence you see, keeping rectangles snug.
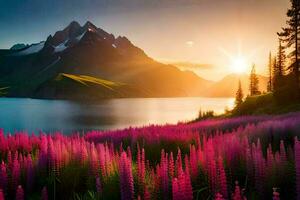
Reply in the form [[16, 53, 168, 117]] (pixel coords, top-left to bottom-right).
[[249, 64, 260, 96], [234, 79, 244, 109], [0, 113, 300, 199]]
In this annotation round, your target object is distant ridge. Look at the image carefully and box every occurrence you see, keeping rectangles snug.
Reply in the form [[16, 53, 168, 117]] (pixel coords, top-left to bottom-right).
[[0, 21, 266, 99]]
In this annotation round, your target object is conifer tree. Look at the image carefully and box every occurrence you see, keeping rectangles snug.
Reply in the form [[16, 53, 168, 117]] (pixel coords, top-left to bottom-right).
[[267, 52, 273, 92], [235, 80, 244, 108], [249, 64, 260, 96], [278, 0, 300, 95], [273, 39, 286, 91]]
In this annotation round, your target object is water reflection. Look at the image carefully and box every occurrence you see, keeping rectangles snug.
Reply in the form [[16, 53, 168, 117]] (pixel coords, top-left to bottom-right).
[[0, 97, 234, 133]]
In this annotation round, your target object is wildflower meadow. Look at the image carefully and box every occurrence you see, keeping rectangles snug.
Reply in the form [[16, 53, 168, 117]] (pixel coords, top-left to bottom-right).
[[1, 112, 300, 199]]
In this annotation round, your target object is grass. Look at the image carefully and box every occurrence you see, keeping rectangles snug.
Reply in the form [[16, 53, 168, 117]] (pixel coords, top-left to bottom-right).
[[232, 92, 300, 116], [55, 73, 125, 90]]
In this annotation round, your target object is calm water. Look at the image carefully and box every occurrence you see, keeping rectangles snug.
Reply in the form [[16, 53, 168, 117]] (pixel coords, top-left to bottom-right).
[[0, 97, 234, 133]]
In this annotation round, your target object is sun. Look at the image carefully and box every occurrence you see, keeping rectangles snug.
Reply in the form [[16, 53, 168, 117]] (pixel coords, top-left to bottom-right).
[[230, 56, 248, 74]]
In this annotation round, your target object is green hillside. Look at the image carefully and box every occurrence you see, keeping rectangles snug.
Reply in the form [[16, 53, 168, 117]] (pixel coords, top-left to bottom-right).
[[33, 73, 149, 100]]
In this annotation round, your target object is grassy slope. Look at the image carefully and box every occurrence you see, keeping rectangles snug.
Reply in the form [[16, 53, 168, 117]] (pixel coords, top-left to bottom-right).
[[56, 73, 125, 90], [232, 93, 300, 115], [33, 73, 149, 100]]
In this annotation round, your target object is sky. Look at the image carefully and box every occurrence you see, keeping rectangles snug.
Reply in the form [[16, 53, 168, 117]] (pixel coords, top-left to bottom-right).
[[0, 0, 290, 81]]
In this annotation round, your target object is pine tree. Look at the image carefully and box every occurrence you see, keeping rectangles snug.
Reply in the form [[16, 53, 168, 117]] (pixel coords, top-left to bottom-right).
[[278, 0, 300, 94], [276, 39, 286, 77], [267, 52, 273, 92], [273, 39, 286, 91], [235, 80, 243, 108], [272, 57, 277, 90], [249, 64, 260, 96]]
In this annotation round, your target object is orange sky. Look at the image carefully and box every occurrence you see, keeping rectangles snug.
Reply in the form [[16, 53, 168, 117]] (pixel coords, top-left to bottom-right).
[[94, 0, 290, 81], [0, 0, 290, 81]]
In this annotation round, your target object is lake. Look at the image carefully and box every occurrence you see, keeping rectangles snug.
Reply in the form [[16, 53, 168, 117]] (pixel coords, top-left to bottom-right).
[[0, 97, 234, 133]]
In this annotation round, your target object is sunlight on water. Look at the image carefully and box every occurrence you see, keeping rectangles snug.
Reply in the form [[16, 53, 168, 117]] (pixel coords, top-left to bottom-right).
[[0, 97, 234, 133]]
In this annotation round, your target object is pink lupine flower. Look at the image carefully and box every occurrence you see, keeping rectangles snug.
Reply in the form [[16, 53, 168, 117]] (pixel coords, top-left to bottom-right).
[[272, 188, 280, 200], [160, 149, 169, 199], [279, 140, 287, 165], [41, 186, 48, 200], [89, 143, 99, 176], [96, 176, 102, 194], [169, 152, 175, 179], [137, 145, 146, 187], [144, 188, 151, 200], [175, 149, 183, 177], [0, 162, 7, 192], [232, 181, 242, 200], [172, 178, 181, 200], [217, 157, 227, 198], [215, 193, 224, 200], [26, 155, 34, 191], [0, 189, 4, 200], [119, 152, 134, 200], [172, 172, 193, 200], [182, 170, 193, 200], [295, 138, 300, 200], [189, 145, 198, 178], [16, 185, 24, 200], [12, 157, 21, 190]]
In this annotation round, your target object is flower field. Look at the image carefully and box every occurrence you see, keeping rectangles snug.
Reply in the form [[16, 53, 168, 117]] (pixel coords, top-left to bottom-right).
[[1, 113, 300, 199]]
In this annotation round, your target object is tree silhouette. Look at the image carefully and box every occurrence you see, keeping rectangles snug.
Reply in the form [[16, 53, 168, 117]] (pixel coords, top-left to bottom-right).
[[235, 79, 243, 108], [273, 38, 286, 93], [272, 56, 277, 90], [278, 0, 300, 95], [267, 52, 273, 92], [249, 64, 260, 96]]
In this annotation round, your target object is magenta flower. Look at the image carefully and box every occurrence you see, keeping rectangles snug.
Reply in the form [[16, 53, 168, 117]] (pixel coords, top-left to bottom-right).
[[16, 185, 24, 200], [214, 193, 224, 200], [295, 138, 300, 200], [41, 186, 48, 200], [0, 189, 4, 200], [119, 152, 134, 200], [96, 176, 102, 194], [272, 188, 280, 200], [0, 162, 7, 192]]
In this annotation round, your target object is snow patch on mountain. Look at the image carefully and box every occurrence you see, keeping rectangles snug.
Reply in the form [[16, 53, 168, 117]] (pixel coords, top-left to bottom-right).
[[54, 41, 68, 53], [15, 42, 45, 55], [76, 31, 86, 41]]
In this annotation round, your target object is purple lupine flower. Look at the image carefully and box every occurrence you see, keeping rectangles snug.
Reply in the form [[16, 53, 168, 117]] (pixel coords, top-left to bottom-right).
[[41, 186, 48, 200], [119, 152, 134, 200], [96, 176, 102, 194], [0, 189, 4, 200], [16, 185, 24, 200], [0, 162, 7, 192], [295, 138, 300, 200]]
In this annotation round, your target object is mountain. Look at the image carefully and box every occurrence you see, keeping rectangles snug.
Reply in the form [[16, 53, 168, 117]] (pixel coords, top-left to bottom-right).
[[0, 21, 213, 100], [204, 73, 268, 97]]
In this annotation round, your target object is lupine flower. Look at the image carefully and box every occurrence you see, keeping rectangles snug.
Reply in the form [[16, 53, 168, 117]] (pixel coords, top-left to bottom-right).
[[16, 185, 24, 200], [96, 176, 102, 194], [0, 162, 7, 192], [217, 157, 227, 198], [0, 189, 4, 200], [295, 138, 300, 200], [119, 152, 134, 200], [41, 186, 48, 200], [12, 158, 20, 190], [215, 193, 224, 200], [232, 181, 243, 200], [272, 188, 280, 200]]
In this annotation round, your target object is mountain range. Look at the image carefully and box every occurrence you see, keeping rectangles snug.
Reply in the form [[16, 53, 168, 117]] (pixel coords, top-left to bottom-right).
[[0, 21, 267, 100]]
